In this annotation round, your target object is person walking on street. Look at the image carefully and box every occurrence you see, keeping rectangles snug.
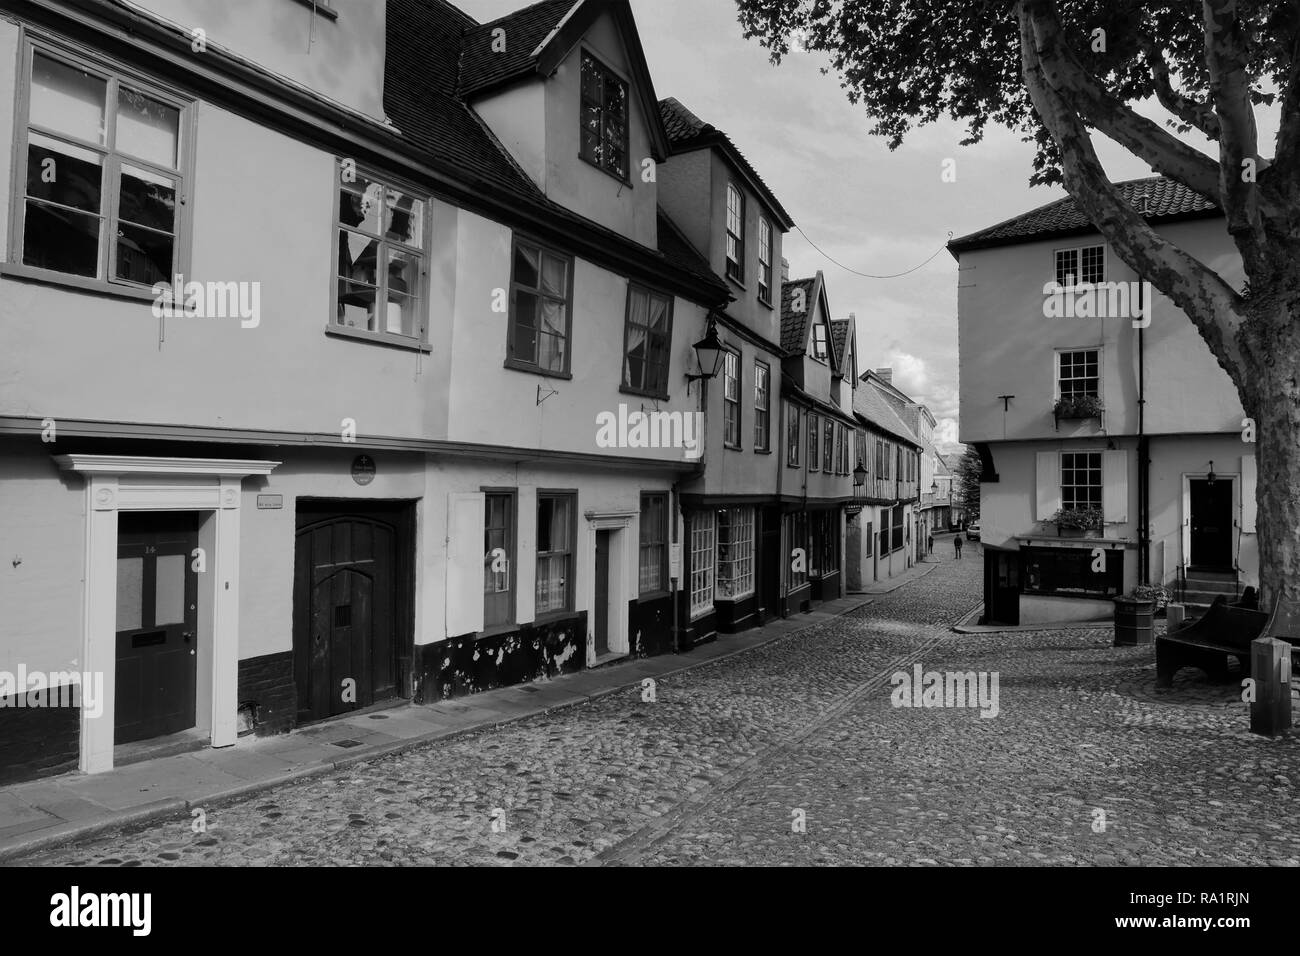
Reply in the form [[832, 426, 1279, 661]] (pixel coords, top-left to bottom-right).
[[927, 533, 934, 557], [954, 534, 963, 560]]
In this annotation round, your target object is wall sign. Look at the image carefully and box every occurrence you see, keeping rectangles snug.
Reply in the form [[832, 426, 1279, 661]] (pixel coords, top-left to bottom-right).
[[256, 494, 284, 510], [351, 455, 376, 486], [669, 542, 682, 581]]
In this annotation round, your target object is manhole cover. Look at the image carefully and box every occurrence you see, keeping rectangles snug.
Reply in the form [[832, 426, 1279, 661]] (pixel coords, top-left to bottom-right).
[[331, 739, 365, 748], [519, 686, 540, 693], [368, 714, 390, 720]]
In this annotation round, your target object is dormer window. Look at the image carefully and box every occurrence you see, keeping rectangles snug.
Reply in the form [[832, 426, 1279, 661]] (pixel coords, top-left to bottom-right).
[[725, 183, 745, 283], [580, 52, 629, 181], [811, 322, 828, 360]]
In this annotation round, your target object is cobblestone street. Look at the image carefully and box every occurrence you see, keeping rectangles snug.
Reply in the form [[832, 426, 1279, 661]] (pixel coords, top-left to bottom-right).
[[14, 543, 1300, 867]]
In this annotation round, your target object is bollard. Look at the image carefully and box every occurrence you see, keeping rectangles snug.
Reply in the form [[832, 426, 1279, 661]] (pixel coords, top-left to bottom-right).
[[1166, 603, 1185, 632], [1250, 637, 1292, 737]]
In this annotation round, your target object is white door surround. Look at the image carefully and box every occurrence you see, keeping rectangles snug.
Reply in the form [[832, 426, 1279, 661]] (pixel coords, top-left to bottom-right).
[[582, 510, 634, 664], [55, 455, 279, 774]]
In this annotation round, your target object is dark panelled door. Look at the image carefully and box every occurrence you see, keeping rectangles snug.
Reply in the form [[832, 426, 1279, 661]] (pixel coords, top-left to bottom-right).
[[985, 549, 1021, 626], [1190, 479, 1234, 569], [115, 512, 199, 745], [759, 507, 781, 615], [294, 511, 399, 724], [594, 531, 610, 657]]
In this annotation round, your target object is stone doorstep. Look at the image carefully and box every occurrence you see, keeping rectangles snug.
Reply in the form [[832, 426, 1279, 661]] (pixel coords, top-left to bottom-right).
[[0, 590, 886, 860]]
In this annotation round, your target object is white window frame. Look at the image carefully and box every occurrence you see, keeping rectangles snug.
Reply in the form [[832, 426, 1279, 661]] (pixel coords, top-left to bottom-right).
[[758, 217, 772, 303], [716, 506, 755, 600], [11, 38, 196, 296], [689, 510, 715, 619], [725, 183, 745, 283], [1060, 450, 1103, 511], [1054, 243, 1105, 289], [1055, 346, 1102, 401]]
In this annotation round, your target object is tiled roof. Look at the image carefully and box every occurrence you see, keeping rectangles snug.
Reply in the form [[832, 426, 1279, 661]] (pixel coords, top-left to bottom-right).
[[829, 319, 851, 371], [385, 0, 727, 305], [386, 0, 546, 200], [659, 97, 795, 230], [855, 382, 919, 447], [780, 277, 817, 355], [948, 176, 1220, 253], [458, 0, 577, 97]]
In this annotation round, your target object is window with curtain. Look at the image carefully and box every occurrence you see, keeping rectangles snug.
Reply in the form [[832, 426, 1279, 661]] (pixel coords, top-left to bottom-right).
[[689, 511, 715, 619], [483, 493, 514, 628], [758, 218, 772, 303], [508, 238, 572, 375], [716, 507, 755, 599], [579, 52, 628, 180], [785, 512, 809, 591], [18, 45, 192, 290], [337, 165, 426, 340], [823, 418, 834, 472], [754, 361, 770, 451], [723, 349, 741, 448], [809, 413, 819, 471], [623, 285, 672, 396], [639, 494, 668, 594], [536, 494, 574, 614]]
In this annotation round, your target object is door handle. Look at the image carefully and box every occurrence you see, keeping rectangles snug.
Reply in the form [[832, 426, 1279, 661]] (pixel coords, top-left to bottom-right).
[[182, 631, 194, 642]]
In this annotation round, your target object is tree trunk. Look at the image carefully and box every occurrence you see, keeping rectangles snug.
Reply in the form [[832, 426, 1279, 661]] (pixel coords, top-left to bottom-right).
[[1248, 306, 1300, 612]]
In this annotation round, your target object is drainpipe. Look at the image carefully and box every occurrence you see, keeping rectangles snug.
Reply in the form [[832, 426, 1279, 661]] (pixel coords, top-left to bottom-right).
[[1137, 282, 1150, 584]]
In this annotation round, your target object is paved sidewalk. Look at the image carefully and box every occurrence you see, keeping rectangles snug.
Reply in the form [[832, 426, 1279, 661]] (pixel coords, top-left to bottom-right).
[[849, 559, 940, 595], [0, 593, 872, 861]]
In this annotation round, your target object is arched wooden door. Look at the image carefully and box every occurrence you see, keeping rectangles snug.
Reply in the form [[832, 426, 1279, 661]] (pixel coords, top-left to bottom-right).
[[293, 506, 408, 724]]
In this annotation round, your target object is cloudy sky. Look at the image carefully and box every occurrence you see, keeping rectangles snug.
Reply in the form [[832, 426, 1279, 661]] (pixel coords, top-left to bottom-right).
[[458, 0, 1270, 453]]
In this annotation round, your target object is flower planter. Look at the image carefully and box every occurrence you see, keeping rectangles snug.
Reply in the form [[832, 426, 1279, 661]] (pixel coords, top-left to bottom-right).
[[1114, 596, 1156, 646]]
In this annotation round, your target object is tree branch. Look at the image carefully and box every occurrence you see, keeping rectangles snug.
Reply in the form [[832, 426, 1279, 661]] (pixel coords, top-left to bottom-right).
[[1018, 0, 1249, 392], [1140, 36, 1221, 141], [1022, 2, 1222, 202], [1203, 0, 1269, 277]]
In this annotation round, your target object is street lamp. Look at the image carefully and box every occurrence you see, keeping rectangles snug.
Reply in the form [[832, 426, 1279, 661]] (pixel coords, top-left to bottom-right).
[[1207, 460, 1217, 487], [853, 461, 868, 488], [686, 312, 725, 382]]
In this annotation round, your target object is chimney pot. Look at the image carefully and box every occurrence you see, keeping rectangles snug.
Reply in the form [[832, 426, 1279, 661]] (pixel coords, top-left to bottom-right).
[[780, 257, 790, 282]]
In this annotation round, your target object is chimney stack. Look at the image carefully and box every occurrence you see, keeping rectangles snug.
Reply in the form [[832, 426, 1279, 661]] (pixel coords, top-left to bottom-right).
[[781, 257, 790, 282], [874, 367, 892, 385]]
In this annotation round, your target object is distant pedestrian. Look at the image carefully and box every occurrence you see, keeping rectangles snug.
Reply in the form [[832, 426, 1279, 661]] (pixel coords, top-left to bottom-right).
[[927, 533, 934, 556], [954, 535, 963, 559]]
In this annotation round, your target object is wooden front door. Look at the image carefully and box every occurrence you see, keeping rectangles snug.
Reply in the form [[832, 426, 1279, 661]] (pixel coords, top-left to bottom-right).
[[1190, 479, 1233, 569], [115, 512, 199, 745], [594, 530, 611, 657], [294, 506, 408, 724], [985, 549, 1021, 626]]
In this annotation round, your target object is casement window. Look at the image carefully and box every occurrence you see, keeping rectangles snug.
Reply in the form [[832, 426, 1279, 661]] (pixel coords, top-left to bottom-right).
[[623, 285, 673, 397], [1061, 451, 1103, 511], [1023, 546, 1122, 597], [483, 492, 515, 628], [536, 494, 575, 615], [785, 512, 809, 591], [841, 427, 850, 475], [336, 164, 428, 341], [812, 511, 838, 574], [1057, 348, 1100, 399], [754, 361, 771, 451], [1054, 244, 1104, 288], [786, 402, 801, 468], [579, 52, 629, 181], [716, 506, 755, 600], [808, 412, 820, 471], [15, 44, 192, 290], [823, 418, 834, 472], [758, 218, 773, 303], [891, 504, 905, 552], [508, 238, 573, 375], [639, 493, 668, 595], [725, 183, 745, 282], [688, 510, 715, 619], [722, 349, 742, 448], [875, 440, 885, 480], [811, 322, 828, 360]]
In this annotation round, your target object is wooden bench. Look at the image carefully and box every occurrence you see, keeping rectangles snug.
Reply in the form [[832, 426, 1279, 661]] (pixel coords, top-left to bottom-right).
[[1155, 596, 1270, 688]]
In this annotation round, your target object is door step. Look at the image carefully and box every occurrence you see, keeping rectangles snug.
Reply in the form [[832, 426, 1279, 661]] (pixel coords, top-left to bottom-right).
[[114, 727, 208, 768]]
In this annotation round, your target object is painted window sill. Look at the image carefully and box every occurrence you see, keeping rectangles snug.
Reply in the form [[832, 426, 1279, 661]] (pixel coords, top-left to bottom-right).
[[289, 0, 338, 19], [326, 325, 431, 353], [504, 358, 573, 380], [0, 261, 160, 303]]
